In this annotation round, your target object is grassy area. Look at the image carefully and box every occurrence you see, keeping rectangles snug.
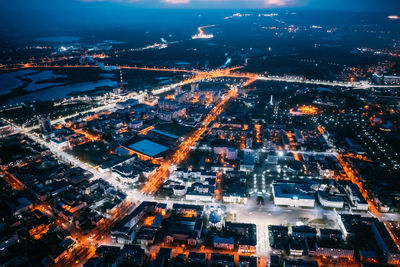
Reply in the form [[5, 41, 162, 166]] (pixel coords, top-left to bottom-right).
[[68, 141, 111, 166], [309, 218, 336, 228], [155, 122, 193, 137]]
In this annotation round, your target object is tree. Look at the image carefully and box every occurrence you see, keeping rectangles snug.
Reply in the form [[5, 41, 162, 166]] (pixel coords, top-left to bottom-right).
[[256, 196, 264, 206]]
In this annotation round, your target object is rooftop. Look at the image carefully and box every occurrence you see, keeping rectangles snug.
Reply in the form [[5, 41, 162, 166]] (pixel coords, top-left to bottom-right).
[[128, 139, 168, 157], [150, 129, 178, 140]]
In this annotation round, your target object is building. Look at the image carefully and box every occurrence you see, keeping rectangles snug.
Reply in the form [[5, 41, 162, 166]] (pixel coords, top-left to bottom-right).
[[127, 120, 143, 129], [116, 99, 139, 109], [211, 253, 234, 267], [121, 245, 145, 266], [151, 248, 172, 267], [164, 204, 204, 247], [187, 252, 206, 266], [111, 163, 140, 184], [155, 203, 167, 215], [284, 259, 318, 267], [314, 241, 354, 258], [372, 74, 400, 85], [292, 226, 317, 240], [345, 183, 369, 211], [158, 97, 179, 110], [317, 191, 344, 209], [269, 225, 289, 255], [110, 201, 156, 244], [338, 214, 378, 239], [111, 159, 156, 184], [185, 182, 214, 202], [38, 115, 52, 134], [94, 245, 124, 267], [272, 180, 315, 208], [289, 238, 305, 256], [0, 123, 15, 137], [173, 185, 187, 197], [240, 150, 255, 173], [372, 222, 400, 265], [209, 210, 223, 229], [213, 236, 235, 251], [282, 131, 290, 150], [239, 256, 257, 267], [225, 222, 257, 254], [126, 139, 169, 161], [319, 229, 343, 241], [149, 129, 179, 144], [213, 147, 238, 160], [156, 107, 186, 121], [172, 204, 203, 217], [165, 216, 203, 247], [191, 83, 199, 92], [50, 138, 70, 150], [135, 227, 157, 246], [223, 172, 247, 204], [294, 129, 304, 144]]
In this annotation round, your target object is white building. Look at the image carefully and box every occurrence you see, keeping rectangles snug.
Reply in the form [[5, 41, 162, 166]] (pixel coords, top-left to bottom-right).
[[318, 191, 344, 209], [345, 183, 369, 211], [213, 147, 237, 160], [272, 181, 315, 208], [222, 195, 248, 204], [173, 185, 187, 197], [50, 138, 70, 150]]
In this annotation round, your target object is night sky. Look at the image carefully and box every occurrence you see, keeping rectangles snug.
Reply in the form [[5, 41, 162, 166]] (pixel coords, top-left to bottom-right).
[[0, 0, 399, 36], [1, 0, 399, 10]]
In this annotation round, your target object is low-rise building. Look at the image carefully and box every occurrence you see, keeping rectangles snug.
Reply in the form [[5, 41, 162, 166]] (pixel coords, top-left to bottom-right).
[[186, 182, 214, 202], [211, 253, 235, 267], [187, 252, 207, 266], [225, 222, 257, 254], [110, 201, 156, 244], [372, 222, 400, 265], [313, 240, 354, 258], [345, 183, 369, 211], [272, 180, 315, 208], [318, 191, 344, 209], [269, 225, 289, 255], [213, 236, 235, 251]]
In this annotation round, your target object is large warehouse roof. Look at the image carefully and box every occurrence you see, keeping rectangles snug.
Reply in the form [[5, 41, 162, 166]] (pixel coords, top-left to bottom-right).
[[128, 139, 168, 157]]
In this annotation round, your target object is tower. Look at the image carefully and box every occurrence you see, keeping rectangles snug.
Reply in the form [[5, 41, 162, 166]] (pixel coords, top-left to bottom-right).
[[119, 68, 124, 93], [269, 95, 274, 106]]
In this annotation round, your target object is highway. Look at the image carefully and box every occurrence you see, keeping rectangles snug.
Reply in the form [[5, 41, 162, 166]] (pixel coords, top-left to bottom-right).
[[20, 66, 243, 131], [3, 62, 400, 265], [2, 62, 400, 90], [141, 87, 239, 193]]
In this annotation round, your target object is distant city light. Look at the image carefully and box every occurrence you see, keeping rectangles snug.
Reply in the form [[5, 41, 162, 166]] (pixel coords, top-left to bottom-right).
[[192, 25, 215, 39]]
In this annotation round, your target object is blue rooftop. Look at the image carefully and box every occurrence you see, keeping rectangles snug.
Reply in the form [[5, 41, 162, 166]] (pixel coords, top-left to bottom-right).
[[128, 139, 168, 157]]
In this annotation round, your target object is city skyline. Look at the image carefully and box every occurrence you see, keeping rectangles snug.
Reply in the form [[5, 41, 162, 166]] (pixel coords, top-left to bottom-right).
[[1, 1, 400, 266]]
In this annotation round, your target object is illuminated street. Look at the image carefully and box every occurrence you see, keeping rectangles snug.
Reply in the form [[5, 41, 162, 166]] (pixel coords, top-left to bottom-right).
[[2, 1, 400, 267]]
